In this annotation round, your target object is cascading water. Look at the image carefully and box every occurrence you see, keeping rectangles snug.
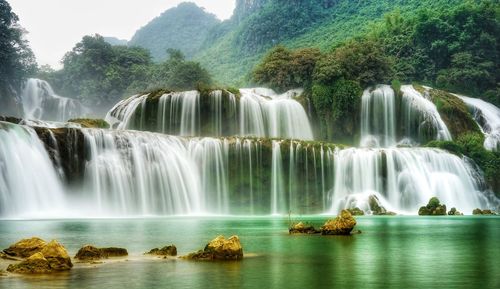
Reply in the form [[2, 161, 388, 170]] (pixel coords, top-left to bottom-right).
[[106, 88, 313, 140], [0, 121, 67, 218], [360, 84, 452, 147], [330, 147, 489, 214], [400, 85, 452, 143], [239, 88, 313, 140], [360, 85, 396, 147], [21, 78, 86, 122], [458, 95, 500, 151]]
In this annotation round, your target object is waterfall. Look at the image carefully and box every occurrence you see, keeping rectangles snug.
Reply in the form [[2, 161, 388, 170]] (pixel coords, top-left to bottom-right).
[[458, 95, 500, 151], [21, 78, 86, 122], [360, 84, 452, 147], [239, 88, 314, 140], [0, 121, 67, 218], [0, 123, 495, 217], [360, 85, 396, 147], [330, 147, 489, 214], [106, 88, 313, 140], [400, 85, 452, 143]]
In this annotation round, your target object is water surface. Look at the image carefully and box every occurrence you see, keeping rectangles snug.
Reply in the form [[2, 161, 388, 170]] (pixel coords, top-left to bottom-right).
[[0, 216, 498, 289]]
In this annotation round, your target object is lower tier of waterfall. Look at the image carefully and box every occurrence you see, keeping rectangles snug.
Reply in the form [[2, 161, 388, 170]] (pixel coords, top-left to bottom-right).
[[0, 122, 495, 218]]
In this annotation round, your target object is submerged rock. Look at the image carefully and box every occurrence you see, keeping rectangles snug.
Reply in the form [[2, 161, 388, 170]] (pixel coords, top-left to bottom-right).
[[448, 207, 463, 216], [321, 210, 357, 235], [184, 235, 243, 261], [6, 252, 52, 274], [146, 245, 177, 256], [3, 237, 47, 258], [347, 207, 365, 216], [75, 245, 128, 261], [472, 208, 497, 215], [418, 197, 447, 215], [289, 222, 319, 234]]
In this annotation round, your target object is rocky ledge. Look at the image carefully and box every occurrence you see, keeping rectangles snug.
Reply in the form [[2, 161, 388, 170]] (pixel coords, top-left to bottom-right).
[[183, 235, 243, 261]]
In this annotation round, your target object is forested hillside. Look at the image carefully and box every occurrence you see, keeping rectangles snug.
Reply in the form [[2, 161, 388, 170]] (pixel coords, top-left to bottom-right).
[[194, 0, 467, 85], [129, 2, 220, 61]]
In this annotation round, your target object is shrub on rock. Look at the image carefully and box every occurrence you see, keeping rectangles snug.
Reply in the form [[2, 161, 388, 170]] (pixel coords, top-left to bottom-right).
[[320, 210, 357, 235]]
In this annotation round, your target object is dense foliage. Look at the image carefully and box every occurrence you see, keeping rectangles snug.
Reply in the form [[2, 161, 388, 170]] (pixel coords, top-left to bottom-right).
[[0, 0, 36, 115], [195, 0, 465, 85], [40, 35, 212, 107], [129, 2, 220, 61]]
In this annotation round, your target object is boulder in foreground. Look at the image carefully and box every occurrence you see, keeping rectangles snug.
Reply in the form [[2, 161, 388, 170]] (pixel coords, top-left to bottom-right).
[[183, 235, 243, 261], [5, 239, 72, 274], [321, 210, 357, 235]]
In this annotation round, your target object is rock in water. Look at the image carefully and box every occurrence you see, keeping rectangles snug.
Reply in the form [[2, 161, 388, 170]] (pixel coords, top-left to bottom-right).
[[347, 207, 365, 216], [448, 207, 463, 215], [184, 235, 243, 261], [147, 245, 177, 256], [100, 247, 128, 258], [3, 237, 47, 258], [40, 240, 73, 270], [6, 252, 52, 274], [472, 208, 497, 215], [321, 210, 357, 235], [368, 195, 396, 215], [289, 222, 319, 234], [75, 245, 128, 261], [418, 197, 447, 215]]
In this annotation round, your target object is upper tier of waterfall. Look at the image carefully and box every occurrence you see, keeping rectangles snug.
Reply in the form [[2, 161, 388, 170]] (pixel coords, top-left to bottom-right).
[[105, 88, 314, 140], [458, 95, 500, 151], [0, 122, 495, 218], [360, 85, 452, 147], [21, 78, 86, 122]]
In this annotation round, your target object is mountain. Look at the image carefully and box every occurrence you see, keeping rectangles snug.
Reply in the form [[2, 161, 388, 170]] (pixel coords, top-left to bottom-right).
[[129, 2, 220, 61], [193, 0, 466, 85], [103, 37, 128, 46]]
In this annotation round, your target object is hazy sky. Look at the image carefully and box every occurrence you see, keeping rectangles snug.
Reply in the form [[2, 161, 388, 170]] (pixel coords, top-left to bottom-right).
[[8, 0, 235, 68]]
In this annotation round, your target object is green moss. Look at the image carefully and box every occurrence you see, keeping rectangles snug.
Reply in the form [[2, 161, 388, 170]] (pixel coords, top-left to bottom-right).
[[427, 88, 482, 138], [68, 118, 110, 129]]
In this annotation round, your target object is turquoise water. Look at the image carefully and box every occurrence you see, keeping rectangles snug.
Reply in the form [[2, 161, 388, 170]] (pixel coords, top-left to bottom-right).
[[0, 216, 498, 289]]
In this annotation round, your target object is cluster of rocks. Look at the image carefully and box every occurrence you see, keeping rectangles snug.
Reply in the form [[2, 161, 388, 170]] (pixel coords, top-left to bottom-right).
[[448, 207, 463, 216], [418, 197, 447, 215], [472, 208, 497, 215], [289, 210, 359, 236], [2, 238, 72, 274], [182, 235, 243, 261], [146, 245, 177, 257]]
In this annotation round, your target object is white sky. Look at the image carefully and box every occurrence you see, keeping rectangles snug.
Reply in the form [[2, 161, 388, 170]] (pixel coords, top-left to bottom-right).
[[8, 0, 235, 68]]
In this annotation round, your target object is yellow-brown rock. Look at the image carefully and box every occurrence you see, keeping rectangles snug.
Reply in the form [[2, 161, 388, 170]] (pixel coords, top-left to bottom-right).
[[184, 235, 243, 261], [321, 210, 357, 235], [3, 237, 47, 258], [40, 240, 73, 270], [6, 252, 52, 274]]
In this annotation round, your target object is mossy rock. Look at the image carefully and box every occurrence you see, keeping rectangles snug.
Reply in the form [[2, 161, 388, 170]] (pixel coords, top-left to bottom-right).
[[146, 245, 177, 256], [418, 197, 447, 215], [425, 87, 482, 138], [68, 118, 110, 128]]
